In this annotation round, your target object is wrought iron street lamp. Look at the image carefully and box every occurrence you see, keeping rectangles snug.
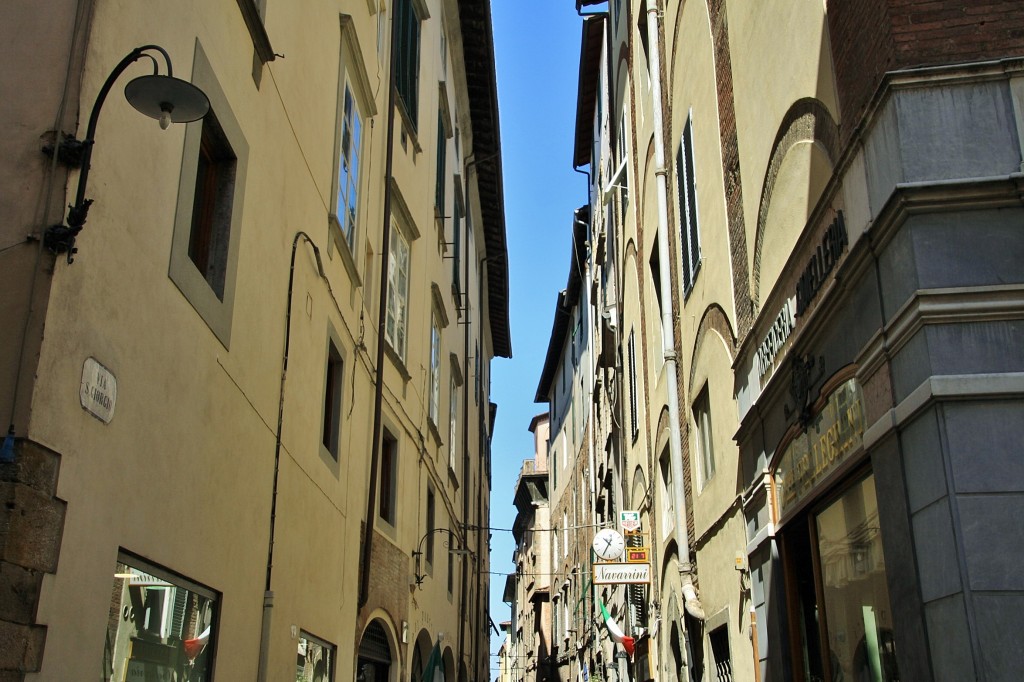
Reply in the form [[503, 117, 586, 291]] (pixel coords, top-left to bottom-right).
[[45, 44, 210, 262], [412, 527, 472, 588]]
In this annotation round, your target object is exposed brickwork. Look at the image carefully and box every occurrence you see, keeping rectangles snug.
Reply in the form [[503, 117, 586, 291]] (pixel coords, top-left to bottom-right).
[[687, 304, 737, 393], [655, 2, 699, 572], [890, 1, 1024, 65], [827, 0, 1024, 145], [708, 0, 754, 345], [358, 528, 411, 651], [752, 98, 841, 310]]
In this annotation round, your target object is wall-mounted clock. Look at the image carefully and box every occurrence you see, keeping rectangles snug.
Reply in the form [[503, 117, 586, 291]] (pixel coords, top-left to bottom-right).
[[592, 528, 625, 561]]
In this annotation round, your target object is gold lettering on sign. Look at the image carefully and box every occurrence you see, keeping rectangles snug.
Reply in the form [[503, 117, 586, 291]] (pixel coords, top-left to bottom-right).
[[774, 379, 864, 518]]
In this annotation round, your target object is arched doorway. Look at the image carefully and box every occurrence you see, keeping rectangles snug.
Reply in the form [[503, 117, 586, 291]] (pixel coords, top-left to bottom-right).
[[357, 620, 392, 682]]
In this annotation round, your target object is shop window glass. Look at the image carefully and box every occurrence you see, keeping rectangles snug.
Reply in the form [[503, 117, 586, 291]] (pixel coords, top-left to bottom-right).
[[104, 553, 217, 682], [297, 631, 336, 681], [815, 473, 899, 681]]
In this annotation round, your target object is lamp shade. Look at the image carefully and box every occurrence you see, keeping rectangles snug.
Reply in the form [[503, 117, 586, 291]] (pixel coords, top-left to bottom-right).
[[124, 75, 210, 124]]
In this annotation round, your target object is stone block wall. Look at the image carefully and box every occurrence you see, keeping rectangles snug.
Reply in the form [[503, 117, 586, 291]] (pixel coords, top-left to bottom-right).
[[0, 440, 65, 679]]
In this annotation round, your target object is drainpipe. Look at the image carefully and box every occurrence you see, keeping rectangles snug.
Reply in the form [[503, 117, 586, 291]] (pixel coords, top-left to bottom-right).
[[645, 0, 704, 621], [258, 231, 326, 682], [358, 1, 400, 611]]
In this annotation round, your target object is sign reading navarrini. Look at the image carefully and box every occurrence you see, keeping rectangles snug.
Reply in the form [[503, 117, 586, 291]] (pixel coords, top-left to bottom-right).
[[592, 563, 651, 585]]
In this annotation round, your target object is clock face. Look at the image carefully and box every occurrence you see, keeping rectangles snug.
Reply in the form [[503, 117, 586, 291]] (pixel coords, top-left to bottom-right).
[[592, 528, 625, 561]]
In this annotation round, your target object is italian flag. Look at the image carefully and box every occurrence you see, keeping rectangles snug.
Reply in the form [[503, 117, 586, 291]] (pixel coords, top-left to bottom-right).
[[599, 601, 635, 657]]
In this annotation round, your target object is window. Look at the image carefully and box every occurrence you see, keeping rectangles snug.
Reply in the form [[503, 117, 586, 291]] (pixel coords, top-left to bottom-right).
[[170, 43, 248, 347], [562, 511, 568, 558], [435, 110, 446, 215], [809, 473, 898, 681], [562, 597, 570, 640], [297, 631, 336, 682], [425, 486, 436, 567], [376, 1, 386, 56], [439, 27, 447, 80], [694, 386, 715, 489], [379, 430, 398, 525], [447, 525, 455, 596], [677, 113, 701, 294], [188, 112, 236, 301], [627, 329, 639, 440], [322, 337, 344, 460], [709, 625, 733, 682], [474, 341, 480, 405], [429, 317, 441, 426], [552, 595, 559, 644], [552, 447, 558, 489], [452, 186, 462, 300], [578, 375, 586, 439], [105, 552, 218, 681], [610, 108, 629, 213], [448, 377, 458, 471], [334, 84, 362, 252], [385, 224, 410, 359], [571, 391, 577, 445], [660, 448, 674, 534], [637, 0, 651, 72], [394, 0, 422, 125], [650, 232, 663, 317]]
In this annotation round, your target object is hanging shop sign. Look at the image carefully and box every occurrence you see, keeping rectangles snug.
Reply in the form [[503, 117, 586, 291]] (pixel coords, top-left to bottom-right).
[[619, 511, 641, 533], [625, 547, 650, 563], [795, 211, 848, 317], [774, 378, 865, 519], [593, 562, 651, 585]]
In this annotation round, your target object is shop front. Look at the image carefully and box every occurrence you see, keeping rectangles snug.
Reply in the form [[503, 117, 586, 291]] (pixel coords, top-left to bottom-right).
[[770, 375, 898, 682]]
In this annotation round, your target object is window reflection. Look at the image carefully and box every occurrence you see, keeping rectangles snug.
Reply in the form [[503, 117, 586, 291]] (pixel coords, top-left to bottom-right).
[[815, 474, 899, 682], [104, 555, 217, 681]]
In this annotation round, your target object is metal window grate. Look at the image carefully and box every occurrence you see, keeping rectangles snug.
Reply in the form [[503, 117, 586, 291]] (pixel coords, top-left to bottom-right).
[[709, 625, 732, 682], [358, 620, 392, 663]]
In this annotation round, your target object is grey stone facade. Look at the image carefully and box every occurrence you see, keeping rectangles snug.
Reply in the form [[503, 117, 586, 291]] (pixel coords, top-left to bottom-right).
[[738, 66, 1024, 682]]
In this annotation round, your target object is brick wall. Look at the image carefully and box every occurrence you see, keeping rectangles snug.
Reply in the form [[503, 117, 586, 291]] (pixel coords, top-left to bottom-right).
[[828, 0, 1024, 143], [362, 530, 411, 630]]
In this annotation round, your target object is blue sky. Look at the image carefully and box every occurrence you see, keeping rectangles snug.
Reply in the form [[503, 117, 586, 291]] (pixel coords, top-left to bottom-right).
[[487, 1, 594, 675]]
